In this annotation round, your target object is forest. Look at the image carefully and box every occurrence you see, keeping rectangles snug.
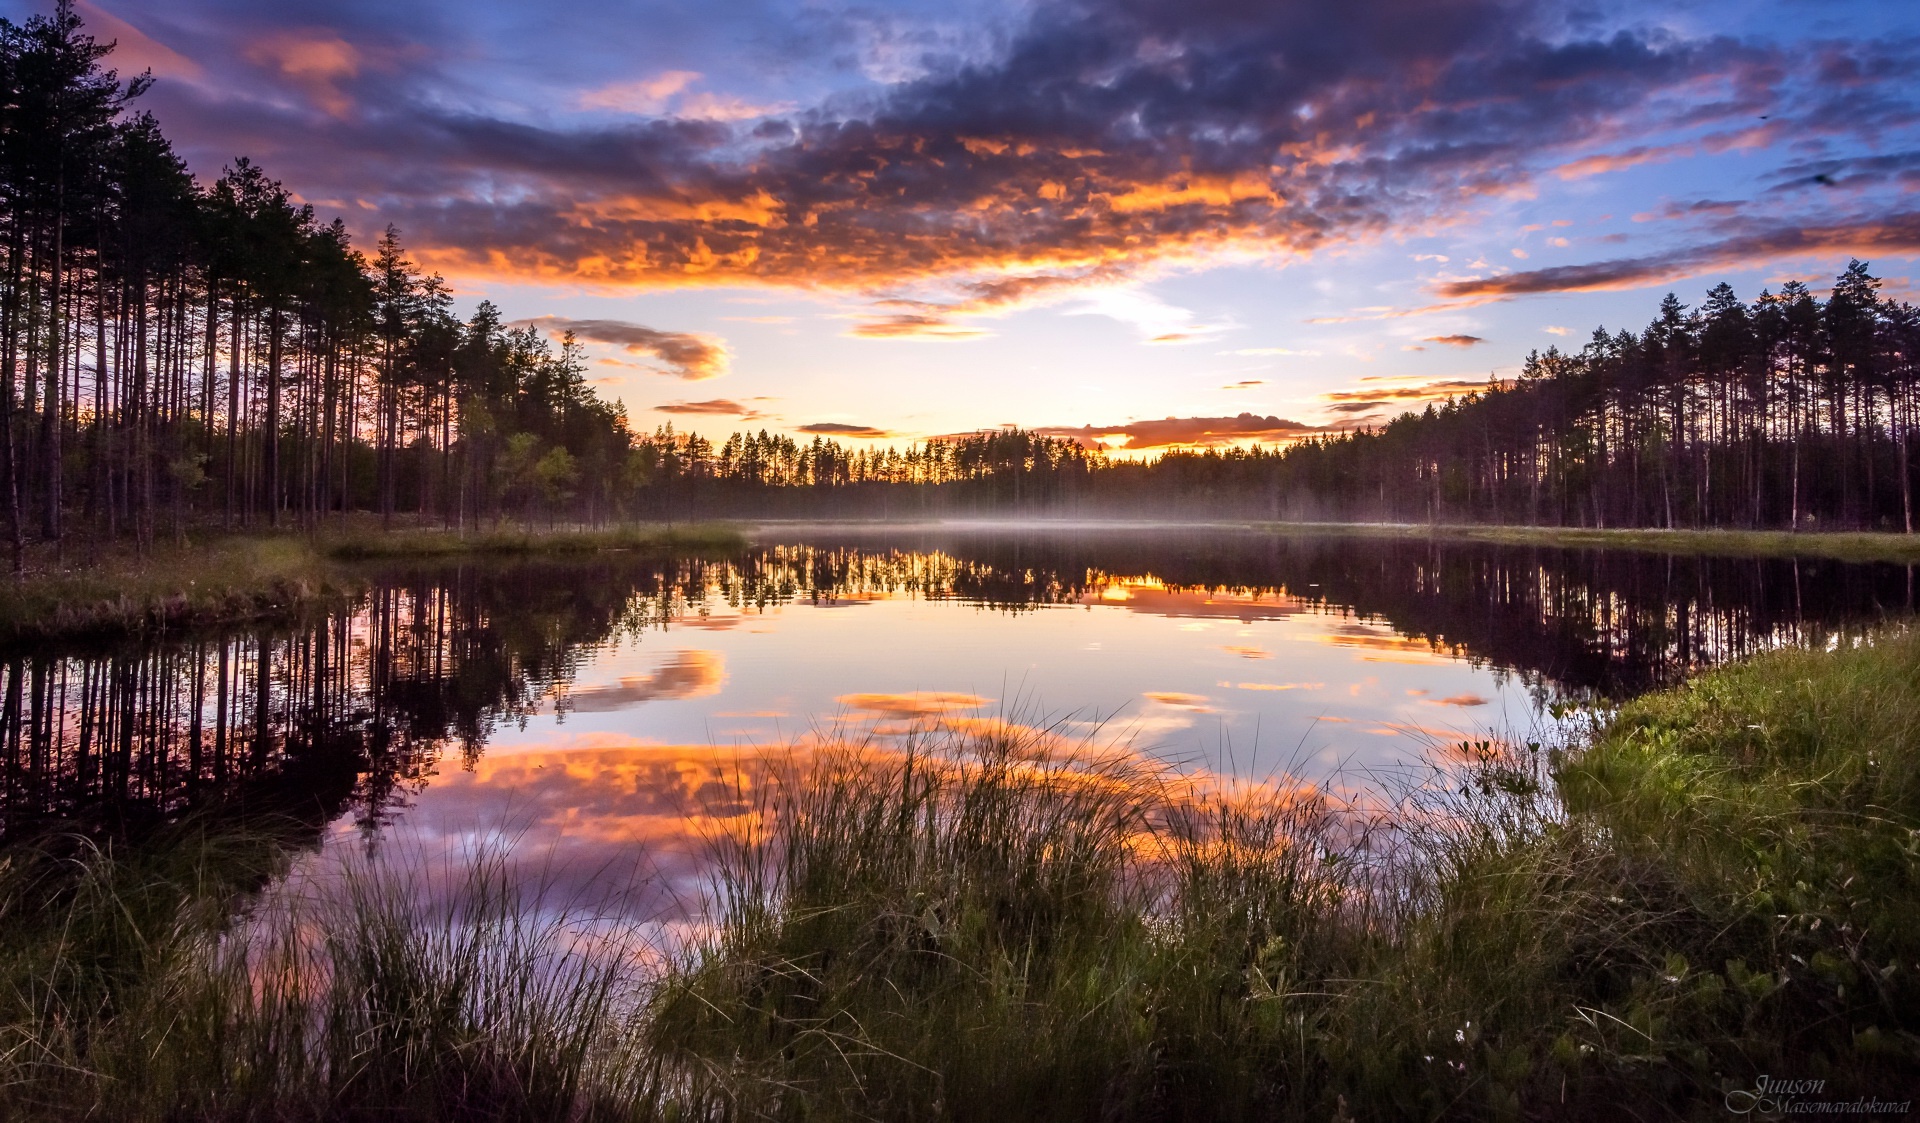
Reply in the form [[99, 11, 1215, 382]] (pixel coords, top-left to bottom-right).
[[5, 1, 1919, 554]]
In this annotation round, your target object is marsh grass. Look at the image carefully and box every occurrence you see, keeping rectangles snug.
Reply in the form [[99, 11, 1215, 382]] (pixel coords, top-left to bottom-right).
[[2, 628, 1915, 1119], [649, 635, 1920, 1119], [0, 826, 686, 1121], [0, 522, 745, 644]]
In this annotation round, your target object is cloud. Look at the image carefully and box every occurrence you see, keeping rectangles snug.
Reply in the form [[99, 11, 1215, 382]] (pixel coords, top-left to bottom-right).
[[1038, 413, 1316, 450], [75, 1, 203, 82], [1553, 142, 1694, 180], [654, 398, 760, 416], [521, 316, 730, 380], [1434, 212, 1920, 298], [1424, 693, 1490, 707], [577, 70, 793, 121], [123, 0, 1857, 315], [797, 422, 894, 438], [837, 692, 992, 718], [243, 30, 362, 118], [577, 70, 701, 114], [1144, 691, 1212, 710], [845, 313, 990, 340], [1321, 377, 1497, 414], [1422, 334, 1484, 348], [564, 651, 725, 712]]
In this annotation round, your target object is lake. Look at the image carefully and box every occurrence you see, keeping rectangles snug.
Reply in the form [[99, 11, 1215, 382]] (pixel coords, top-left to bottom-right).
[[4, 526, 1914, 932]]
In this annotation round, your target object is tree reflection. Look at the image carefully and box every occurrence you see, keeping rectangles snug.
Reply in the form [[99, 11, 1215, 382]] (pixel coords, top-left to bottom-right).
[[4, 538, 1912, 837]]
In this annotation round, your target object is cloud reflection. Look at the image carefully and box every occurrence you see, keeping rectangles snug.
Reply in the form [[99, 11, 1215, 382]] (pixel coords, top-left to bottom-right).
[[562, 651, 725, 712]]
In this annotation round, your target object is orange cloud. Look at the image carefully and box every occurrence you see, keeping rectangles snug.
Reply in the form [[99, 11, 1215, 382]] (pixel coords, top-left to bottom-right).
[[1424, 693, 1490, 707], [836, 692, 992, 718], [1038, 413, 1318, 451], [245, 30, 361, 117], [1144, 691, 1212, 710], [1553, 143, 1695, 180], [562, 651, 725, 712]]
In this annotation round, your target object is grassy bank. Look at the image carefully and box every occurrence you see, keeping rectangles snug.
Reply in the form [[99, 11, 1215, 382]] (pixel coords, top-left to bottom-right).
[[652, 630, 1920, 1118], [1, 631, 1915, 1119], [0, 521, 745, 644], [1254, 520, 1920, 563]]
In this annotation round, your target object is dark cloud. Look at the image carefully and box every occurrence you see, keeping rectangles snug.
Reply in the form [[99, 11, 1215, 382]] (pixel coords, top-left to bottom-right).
[[519, 316, 729, 379], [797, 422, 894, 437], [101, 0, 1887, 310], [1037, 413, 1316, 450], [1422, 334, 1485, 348], [1435, 211, 1920, 298], [1318, 376, 1506, 418], [655, 398, 759, 416]]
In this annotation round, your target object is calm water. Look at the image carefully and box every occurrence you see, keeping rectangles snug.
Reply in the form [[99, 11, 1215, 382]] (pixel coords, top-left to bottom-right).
[[4, 527, 1914, 924]]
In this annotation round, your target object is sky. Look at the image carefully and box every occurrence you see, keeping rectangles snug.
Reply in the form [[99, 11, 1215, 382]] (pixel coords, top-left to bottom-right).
[[17, 0, 1920, 450]]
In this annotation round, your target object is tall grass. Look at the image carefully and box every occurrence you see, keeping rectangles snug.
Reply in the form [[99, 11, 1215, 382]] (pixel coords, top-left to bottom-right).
[[0, 828, 687, 1121], [650, 635, 1920, 1118], [3, 628, 1915, 1119]]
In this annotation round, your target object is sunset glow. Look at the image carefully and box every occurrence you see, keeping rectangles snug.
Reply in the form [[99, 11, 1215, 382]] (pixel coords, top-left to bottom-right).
[[18, 0, 1912, 450]]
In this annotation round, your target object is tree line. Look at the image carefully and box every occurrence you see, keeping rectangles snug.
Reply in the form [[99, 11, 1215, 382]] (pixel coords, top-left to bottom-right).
[[0, 3, 639, 566], [633, 260, 1920, 531], [6, 2, 1916, 551], [1266, 262, 1920, 529]]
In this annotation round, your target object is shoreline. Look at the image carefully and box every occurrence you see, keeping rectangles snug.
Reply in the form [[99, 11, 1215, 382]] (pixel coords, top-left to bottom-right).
[[0, 521, 745, 646], [3, 517, 1915, 646], [744, 517, 1920, 563]]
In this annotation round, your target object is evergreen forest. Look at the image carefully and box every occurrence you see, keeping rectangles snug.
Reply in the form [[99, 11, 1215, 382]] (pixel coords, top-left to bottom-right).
[[5, 2, 1918, 553]]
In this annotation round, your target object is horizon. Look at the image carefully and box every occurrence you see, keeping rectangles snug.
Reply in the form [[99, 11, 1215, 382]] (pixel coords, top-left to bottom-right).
[[5, 0, 1915, 452]]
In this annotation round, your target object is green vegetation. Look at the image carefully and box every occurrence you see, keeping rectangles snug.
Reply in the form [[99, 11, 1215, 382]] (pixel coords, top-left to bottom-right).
[[0, 825, 680, 1122], [653, 630, 1920, 1118], [0, 521, 744, 643], [1, 630, 1914, 1119], [1250, 520, 1920, 563]]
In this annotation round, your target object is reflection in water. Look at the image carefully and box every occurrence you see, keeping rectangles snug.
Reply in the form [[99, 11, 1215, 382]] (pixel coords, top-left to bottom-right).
[[2, 533, 1912, 841]]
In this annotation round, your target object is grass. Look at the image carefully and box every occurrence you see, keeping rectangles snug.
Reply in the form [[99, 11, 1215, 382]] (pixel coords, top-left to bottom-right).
[[0, 520, 745, 644], [1, 630, 1916, 1119], [0, 824, 685, 1122], [647, 632, 1920, 1118], [1250, 520, 1920, 563]]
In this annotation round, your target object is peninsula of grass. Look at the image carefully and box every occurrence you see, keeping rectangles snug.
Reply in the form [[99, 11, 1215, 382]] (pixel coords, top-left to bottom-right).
[[1254, 519, 1920, 563], [1, 627, 1914, 1120], [0, 520, 745, 645]]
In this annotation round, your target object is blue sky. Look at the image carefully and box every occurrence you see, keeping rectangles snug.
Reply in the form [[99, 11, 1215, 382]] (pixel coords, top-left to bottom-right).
[[18, 0, 1920, 448]]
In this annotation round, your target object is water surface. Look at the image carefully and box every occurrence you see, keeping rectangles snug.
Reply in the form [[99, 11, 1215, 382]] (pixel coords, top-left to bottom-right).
[[5, 528, 1913, 923]]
